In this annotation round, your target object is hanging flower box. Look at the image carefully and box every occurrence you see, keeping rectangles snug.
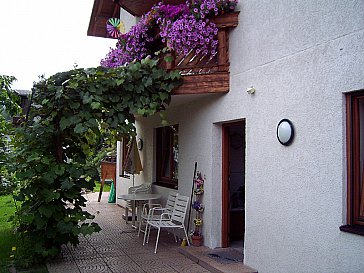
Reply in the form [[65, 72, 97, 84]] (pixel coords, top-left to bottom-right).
[[101, 1, 239, 95], [161, 11, 239, 94]]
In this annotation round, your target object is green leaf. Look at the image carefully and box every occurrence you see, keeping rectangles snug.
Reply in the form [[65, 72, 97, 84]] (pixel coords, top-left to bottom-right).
[[61, 179, 74, 190], [69, 101, 80, 109], [82, 93, 93, 104], [164, 55, 173, 63], [116, 79, 124, 86], [60, 117, 71, 130], [43, 189, 60, 202], [34, 214, 47, 229], [39, 205, 54, 218], [74, 123, 87, 134], [158, 92, 169, 101], [91, 102, 101, 109], [57, 221, 74, 234]]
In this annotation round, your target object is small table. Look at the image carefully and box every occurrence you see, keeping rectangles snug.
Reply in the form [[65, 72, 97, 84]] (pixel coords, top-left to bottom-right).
[[118, 193, 161, 227]]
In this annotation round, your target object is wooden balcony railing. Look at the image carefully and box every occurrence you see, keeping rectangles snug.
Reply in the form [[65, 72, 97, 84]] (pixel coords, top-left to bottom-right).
[[87, 1, 239, 95], [162, 12, 239, 95]]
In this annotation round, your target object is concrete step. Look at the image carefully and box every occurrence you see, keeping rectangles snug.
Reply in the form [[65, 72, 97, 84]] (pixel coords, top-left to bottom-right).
[[179, 246, 258, 273]]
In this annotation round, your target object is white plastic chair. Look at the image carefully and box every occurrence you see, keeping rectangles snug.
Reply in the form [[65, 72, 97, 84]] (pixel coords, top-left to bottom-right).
[[143, 194, 190, 253], [138, 191, 178, 237], [124, 183, 151, 224]]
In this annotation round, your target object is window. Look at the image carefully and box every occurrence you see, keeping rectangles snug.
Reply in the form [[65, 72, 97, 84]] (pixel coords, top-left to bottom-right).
[[341, 91, 364, 236], [156, 125, 178, 189]]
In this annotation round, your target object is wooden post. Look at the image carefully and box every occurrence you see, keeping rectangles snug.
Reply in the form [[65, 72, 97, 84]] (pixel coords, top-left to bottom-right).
[[165, 51, 175, 70], [217, 29, 227, 72]]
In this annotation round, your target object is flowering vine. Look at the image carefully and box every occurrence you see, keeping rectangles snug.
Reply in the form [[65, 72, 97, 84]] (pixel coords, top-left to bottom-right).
[[101, 0, 238, 68]]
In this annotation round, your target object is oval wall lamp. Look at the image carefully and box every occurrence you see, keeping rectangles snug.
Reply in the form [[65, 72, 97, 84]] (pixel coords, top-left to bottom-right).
[[277, 119, 294, 146], [137, 138, 143, 150]]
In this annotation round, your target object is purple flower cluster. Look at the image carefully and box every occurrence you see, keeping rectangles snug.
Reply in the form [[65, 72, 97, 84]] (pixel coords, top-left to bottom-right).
[[101, 0, 237, 68], [101, 15, 155, 67], [192, 200, 204, 211], [100, 46, 130, 68], [156, 3, 189, 20], [160, 14, 218, 56], [190, 0, 238, 18]]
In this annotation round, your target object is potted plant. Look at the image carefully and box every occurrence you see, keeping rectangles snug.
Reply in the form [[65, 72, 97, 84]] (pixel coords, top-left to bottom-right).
[[191, 230, 203, 246]]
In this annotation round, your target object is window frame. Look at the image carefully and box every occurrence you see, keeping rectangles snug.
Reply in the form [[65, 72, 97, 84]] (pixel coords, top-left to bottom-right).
[[155, 125, 178, 189], [341, 91, 364, 236]]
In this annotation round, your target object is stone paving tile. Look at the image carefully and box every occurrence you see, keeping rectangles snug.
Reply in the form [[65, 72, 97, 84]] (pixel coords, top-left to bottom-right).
[[130, 251, 182, 263], [104, 255, 144, 273], [138, 262, 178, 273], [47, 192, 213, 273], [163, 255, 197, 266], [95, 246, 127, 257], [48, 263, 81, 273], [74, 256, 111, 273], [68, 245, 98, 260], [170, 263, 212, 273]]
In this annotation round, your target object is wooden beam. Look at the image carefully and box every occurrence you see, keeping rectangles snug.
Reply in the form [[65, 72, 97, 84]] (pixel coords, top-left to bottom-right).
[[172, 72, 230, 95], [212, 12, 240, 28]]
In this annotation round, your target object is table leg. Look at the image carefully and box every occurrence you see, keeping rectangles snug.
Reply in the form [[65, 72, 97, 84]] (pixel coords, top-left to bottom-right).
[[131, 200, 136, 228], [136, 201, 142, 230], [98, 178, 104, 202]]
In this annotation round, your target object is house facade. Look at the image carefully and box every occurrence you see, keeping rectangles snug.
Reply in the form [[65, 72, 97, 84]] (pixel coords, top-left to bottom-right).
[[89, 1, 364, 272]]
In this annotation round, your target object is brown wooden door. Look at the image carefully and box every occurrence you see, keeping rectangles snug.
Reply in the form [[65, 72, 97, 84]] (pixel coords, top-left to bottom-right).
[[221, 121, 245, 247]]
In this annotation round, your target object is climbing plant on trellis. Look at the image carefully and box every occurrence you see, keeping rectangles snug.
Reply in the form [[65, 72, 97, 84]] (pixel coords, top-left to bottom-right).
[[10, 57, 181, 263]]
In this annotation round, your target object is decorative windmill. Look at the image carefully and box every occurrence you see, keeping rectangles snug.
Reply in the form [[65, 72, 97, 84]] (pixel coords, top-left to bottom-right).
[[106, 18, 125, 38]]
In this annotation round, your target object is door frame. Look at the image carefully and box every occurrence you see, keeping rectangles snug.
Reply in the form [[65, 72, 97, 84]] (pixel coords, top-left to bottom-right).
[[221, 120, 245, 247]]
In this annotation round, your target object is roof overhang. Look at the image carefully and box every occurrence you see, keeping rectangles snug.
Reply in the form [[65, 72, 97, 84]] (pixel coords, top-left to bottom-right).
[[87, 0, 186, 38], [115, 0, 185, 17], [87, 0, 121, 38]]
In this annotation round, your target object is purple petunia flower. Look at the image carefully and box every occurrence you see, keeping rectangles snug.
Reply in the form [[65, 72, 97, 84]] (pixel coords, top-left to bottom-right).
[[101, 0, 237, 67]]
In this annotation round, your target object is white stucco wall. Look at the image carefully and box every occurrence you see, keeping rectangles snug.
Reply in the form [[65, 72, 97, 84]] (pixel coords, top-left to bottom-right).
[[119, 8, 137, 33], [229, 1, 364, 272], [116, 1, 364, 272]]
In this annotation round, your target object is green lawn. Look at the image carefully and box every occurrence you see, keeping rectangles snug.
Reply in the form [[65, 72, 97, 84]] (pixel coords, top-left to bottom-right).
[[0, 195, 17, 273], [0, 195, 48, 273], [93, 181, 111, 192]]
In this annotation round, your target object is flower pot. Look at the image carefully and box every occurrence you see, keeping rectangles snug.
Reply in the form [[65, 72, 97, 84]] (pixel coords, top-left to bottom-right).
[[191, 235, 203, 247]]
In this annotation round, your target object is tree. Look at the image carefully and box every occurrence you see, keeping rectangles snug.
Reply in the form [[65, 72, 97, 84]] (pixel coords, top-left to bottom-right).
[[0, 75, 20, 195]]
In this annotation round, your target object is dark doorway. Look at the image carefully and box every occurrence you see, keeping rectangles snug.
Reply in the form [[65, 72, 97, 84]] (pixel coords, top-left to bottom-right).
[[222, 121, 245, 248]]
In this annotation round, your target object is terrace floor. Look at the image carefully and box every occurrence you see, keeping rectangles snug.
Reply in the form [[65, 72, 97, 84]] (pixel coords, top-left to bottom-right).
[[47, 192, 257, 273]]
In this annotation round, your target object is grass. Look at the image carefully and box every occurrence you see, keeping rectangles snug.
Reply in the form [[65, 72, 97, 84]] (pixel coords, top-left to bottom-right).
[[0, 195, 48, 273], [0, 195, 17, 273], [93, 181, 111, 192]]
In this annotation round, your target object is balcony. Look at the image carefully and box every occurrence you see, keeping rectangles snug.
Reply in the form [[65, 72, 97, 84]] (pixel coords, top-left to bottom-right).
[[88, 1, 239, 95], [163, 12, 239, 95]]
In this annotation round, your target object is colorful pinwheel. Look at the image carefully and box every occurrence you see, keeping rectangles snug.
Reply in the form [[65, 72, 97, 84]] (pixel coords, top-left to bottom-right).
[[106, 18, 125, 38]]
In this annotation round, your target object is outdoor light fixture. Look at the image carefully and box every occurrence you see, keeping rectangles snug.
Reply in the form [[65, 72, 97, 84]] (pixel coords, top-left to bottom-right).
[[277, 119, 294, 146], [246, 86, 256, 94], [137, 138, 143, 150]]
